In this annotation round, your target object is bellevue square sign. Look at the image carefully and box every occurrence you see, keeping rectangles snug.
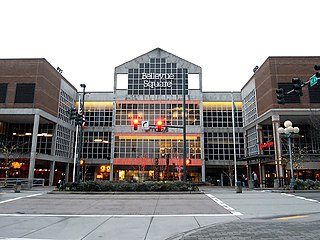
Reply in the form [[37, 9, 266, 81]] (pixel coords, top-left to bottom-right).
[[142, 73, 174, 88]]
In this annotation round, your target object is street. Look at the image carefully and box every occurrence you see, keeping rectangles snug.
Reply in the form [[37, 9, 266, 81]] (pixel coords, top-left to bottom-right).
[[0, 187, 320, 239]]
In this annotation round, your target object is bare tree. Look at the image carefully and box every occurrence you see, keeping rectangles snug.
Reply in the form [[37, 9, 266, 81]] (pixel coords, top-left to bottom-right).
[[0, 142, 26, 185], [222, 163, 234, 187]]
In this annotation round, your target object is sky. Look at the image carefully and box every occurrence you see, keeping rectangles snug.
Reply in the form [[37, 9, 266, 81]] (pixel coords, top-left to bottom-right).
[[1, 0, 320, 92]]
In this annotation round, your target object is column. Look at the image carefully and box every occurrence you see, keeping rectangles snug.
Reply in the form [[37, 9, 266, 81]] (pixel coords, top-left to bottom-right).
[[65, 163, 70, 183], [49, 161, 55, 186], [201, 159, 205, 182], [272, 114, 283, 186], [256, 125, 265, 188], [28, 113, 40, 187], [261, 163, 266, 188]]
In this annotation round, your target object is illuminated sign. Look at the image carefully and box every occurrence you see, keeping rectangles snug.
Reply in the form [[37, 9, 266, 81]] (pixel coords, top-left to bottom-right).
[[259, 141, 274, 150], [142, 73, 174, 88]]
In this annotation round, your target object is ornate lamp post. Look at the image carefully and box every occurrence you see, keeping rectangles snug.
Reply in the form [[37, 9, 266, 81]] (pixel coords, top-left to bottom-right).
[[278, 120, 300, 190]]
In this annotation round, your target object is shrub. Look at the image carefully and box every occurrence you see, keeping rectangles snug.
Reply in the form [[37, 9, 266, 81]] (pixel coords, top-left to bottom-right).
[[295, 179, 318, 190], [65, 180, 199, 192]]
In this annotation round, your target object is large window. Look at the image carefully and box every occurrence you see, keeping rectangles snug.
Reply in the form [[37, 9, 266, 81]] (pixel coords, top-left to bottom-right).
[[58, 90, 76, 123], [203, 102, 243, 128], [0, 83, 8, 103], [246, 127, 258, 156], [114, 135, 201, 160], [82, 131, 112, 159], [243, 89, 257, 126], [128, 58, 188, 95], [84, 102, 113, 127], [204, 132, 244, 161], [55, 125, 74, 158], [15, 83, 35, 103], [116, 102, 200, 126]]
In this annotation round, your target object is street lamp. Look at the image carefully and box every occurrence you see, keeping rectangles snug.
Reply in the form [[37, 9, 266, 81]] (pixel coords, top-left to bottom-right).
[[77, 84, 86, 184], [278, 120, 300, 190]]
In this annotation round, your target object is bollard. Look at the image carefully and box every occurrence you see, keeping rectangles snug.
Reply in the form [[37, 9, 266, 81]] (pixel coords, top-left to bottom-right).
[[236, 181, 242, 193], [14, 180, 21, 193]]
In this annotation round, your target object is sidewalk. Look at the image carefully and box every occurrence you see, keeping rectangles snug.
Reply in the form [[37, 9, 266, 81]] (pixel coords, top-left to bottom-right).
[[172, 186, 320, 239]]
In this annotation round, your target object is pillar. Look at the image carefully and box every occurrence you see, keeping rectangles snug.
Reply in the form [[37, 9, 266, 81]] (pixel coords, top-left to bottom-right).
[[261, 163, 266, 188], [65, 163, 70, 183], [201, 159, 205, 182], [49, 161, 55, 186], [272, 114, 283, 185], [28, 113, 40, 187]]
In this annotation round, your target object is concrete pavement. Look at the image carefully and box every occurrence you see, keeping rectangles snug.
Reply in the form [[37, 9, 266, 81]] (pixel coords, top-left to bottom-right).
[[171, 186, 320, 239]]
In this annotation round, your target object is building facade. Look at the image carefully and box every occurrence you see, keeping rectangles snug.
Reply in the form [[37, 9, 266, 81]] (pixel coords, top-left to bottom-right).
[[1, 51, 319, 187], [241, 57, 320, 187], [81, 48, 244, 184], [0, 59, 77, 186]]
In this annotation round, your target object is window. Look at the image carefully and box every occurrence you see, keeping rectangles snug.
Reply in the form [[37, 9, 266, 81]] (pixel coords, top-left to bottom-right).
[[0, 83, 8, 103], [127, 58, 189, 96], [15, 83, 35, 103], [309, 84, 320, 103]]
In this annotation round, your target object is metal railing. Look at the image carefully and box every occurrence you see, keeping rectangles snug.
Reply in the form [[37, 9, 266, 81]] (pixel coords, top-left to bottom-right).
[[0, 178, 45, 189]]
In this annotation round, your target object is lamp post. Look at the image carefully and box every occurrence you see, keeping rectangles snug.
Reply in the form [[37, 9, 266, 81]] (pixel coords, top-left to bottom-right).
[[77, 84, 86, 184], [278, 120, 299, 190]]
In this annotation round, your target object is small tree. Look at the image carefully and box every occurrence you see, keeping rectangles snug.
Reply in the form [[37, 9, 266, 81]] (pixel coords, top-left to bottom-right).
[[222, 163, 234, 187], [0, 142, 26, 184]]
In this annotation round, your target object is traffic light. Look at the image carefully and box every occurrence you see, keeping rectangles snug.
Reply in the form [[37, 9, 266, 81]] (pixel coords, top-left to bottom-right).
[[276, 88, 285, 104], [69, 107, 77, 120], [133, 118, 139, 130], [292, 78, 303, 96], [156, 120, 163, 132], [75, 115, 83, 126], [186, 159, 191, 165], [79, 159, 85, 167]]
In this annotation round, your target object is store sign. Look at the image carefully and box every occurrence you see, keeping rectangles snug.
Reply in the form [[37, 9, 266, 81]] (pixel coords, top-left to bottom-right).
[[142, 73, 174, 88], [259, 141, 273, 150]]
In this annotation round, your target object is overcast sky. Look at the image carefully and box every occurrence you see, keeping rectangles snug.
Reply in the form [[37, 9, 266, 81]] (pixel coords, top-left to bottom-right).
[[1, 0, 320, 92]]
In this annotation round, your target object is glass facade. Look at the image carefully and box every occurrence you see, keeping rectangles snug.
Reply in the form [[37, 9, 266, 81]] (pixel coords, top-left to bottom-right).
[[81, 102, 113, 160], [116, 102, 200, 126], [243, 89, 257, 126], [128, 58, 188, 95], [114, 135, 201, 160], [203, 102, 244, 161]]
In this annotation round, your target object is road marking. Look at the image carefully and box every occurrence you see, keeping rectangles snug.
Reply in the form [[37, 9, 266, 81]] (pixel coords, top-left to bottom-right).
[[0, 193, 44, 205], [281, 193, 320, 204], [205, 194, 243, 216], [0, 213, 236, 218], [272, 215, 308, 221]]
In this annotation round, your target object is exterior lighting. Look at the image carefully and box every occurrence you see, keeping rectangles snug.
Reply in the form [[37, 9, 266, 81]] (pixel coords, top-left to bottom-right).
[[278, 120, 300, 190]]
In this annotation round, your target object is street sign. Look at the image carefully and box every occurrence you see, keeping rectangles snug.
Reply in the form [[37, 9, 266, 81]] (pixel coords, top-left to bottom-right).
[[310, 74, 318, 87], [142, 120, 149, 130]]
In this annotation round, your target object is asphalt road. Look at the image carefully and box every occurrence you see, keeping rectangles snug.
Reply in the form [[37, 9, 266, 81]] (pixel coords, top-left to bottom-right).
[[0, 187, 320, 240]]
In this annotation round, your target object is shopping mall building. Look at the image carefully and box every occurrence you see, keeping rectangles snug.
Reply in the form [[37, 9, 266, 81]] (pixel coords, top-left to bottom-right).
[[0, 48, 320, 187]]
